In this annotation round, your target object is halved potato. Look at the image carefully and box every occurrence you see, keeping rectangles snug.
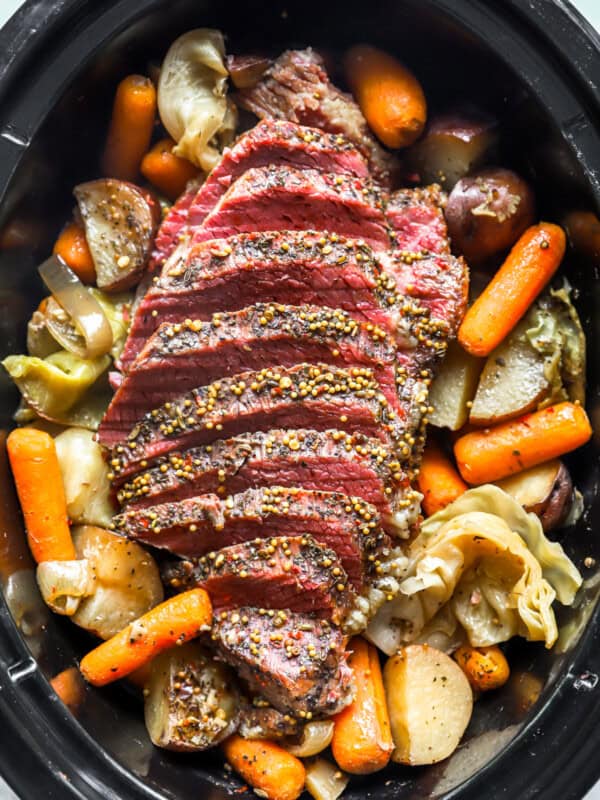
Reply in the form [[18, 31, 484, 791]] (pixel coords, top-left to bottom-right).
[[384, 644, 473, 766], [74, 179, 159, 291], [495, 460, 574, 532], [405, 110, 498, 189], [145, 641, 239, 751], [469, 320, 549, 425], [428, 341, 484, 430]]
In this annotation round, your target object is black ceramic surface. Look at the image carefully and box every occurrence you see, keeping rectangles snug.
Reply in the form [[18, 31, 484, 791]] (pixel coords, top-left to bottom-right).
[[0, 1, 600, 799]]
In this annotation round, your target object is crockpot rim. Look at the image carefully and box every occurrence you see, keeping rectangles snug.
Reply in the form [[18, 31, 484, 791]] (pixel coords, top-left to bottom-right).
[[1, 1, 600, 799]]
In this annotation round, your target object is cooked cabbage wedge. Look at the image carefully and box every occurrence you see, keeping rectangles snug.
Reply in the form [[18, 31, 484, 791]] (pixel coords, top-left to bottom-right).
[[366, 487, 582, 655], [158, 29, 237, 172], [2, 350, 110, 419]]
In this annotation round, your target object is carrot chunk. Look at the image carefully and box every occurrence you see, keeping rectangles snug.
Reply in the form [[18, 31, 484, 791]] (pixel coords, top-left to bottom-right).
[[344, 45, 426, 149], [53, 221, 96, 284], [141, 138, 200, 200], [418, 439, 468, 516], [102, 75, 157, 181], [458, 222, 566, 357], [454, 401, 592, 484], [6, 428, 76, 564], [223, 735, 306, 800], [331, 637, 393, 774], [50, 666, 86, 710], [79, 588, 212, 686], [453, 646, 510, 692]]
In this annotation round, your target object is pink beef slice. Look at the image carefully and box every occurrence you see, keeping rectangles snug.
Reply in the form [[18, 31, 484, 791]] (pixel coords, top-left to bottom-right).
[[187, 119, 369, 225], [163, 535, 355, 626], [104, 364, 400, 474], [98, 304, 403, 444], [118, 230, 403, 372], [211, 607, 353, 717], [384, 184, 469, 336], [114, 485, 388, 590], [149, 119, 370, 272], [114, 428, 414, 536], [191, 166, 391, 251], [236, 48, 400, 187]]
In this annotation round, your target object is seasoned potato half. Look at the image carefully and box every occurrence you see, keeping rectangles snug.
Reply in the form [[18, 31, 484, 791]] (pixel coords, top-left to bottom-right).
[[469, 320, 549, 426], [495, 460, 574, 532], [428, 341, 484, 430], [74, 179, 159, 291], [384, 644, 473, 766]]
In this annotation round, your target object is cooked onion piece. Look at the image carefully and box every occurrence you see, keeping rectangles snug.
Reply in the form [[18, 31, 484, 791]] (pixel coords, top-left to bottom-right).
[[38, 255, 113, 358], [285, 721, 335, 757], [36, 559, 94, 616], [158, 28, 237, 172], [305, 758, 349, 800]]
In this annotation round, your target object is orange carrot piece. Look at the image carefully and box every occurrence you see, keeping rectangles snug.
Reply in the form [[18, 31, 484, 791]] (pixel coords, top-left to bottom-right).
[[6, 428, 75, 564], [418, 439, 468, 516], [50, 666, 86, 711], [458, 222, 566, 357], [140, 138, 200, 201], [344, 45, 426, 149], [331, 637, 393, 774], [454, 401, 592, 484], [222, 735, 306, 800], [453, 646, 510, 692], [79, 588, 212, 686], [0, 430, 34, 580], [102, 75, 157, 181], [52, 221, 96, 284]]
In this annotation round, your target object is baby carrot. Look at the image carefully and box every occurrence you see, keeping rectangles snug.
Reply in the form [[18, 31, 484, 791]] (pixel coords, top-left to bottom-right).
[[344, 45, 426, 149], [79, 588, 212, 686], [223, 735, 306, 800], [0, 430, 34, 579], [140, 138, 200, 201], [52, 221, 96, 284], [50, 666, 86, 711], [417, 439, 468, 516], [458, 222, 566, 357], [6, 428, 76, 564], [453, 646, 510, 692], [454, 401, 592, 484], [331, 637, 393, 774], [102, 75, 157, 181]]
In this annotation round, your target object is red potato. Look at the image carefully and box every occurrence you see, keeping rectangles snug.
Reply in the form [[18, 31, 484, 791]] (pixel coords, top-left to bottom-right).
[[405, 110, 498, 189], [74, 179, 160, 291], [446, 168, 536, 264]]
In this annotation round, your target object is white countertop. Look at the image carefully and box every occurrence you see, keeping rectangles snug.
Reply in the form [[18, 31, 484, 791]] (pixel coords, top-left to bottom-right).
[[0, 0, 599, 798]]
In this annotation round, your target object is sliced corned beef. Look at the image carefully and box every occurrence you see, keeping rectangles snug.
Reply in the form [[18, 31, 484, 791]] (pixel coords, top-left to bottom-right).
[[236, 48, 399, 187], [149, 180, 199, 270], [104, 364, 398, 471], [165, 535, 354, 625], [387, 184, 450, 255], [114, 485, 387, 590], [118, 230, 401, 371], [192, 166, 390, 251], [212, 607, 353, 717], [99, 304, 403, 441], [187, 119, 369, 226], [115, 428, 414, 536]]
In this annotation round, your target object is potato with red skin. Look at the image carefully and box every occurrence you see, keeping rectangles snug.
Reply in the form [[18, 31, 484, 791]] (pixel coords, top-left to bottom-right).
[[445, 167, 535, 264]]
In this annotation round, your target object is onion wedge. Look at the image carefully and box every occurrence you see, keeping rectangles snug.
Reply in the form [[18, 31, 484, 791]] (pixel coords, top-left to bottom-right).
[[38, 255, 113, 359]]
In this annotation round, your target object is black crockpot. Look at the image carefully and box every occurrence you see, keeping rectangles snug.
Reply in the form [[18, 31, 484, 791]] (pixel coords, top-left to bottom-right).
[[1, 1, 600, 798]]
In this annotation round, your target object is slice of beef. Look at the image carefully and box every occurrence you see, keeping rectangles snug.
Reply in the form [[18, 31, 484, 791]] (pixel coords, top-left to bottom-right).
[[187, 119, 369, 226], [237, 702, 301, 740], [115, 429, 413, 536], [99, 304, 402, 441], [114, 485, 387, 589], [192, 166, 391, 252], [236, 48, 399, 187], [165, 535, 354, 625], [105, 364, 398, 471], [387, 184, 450, 256], [212, 607, 352, 717], [150, 180, 199, 270], [118, 230, 401, 371]]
